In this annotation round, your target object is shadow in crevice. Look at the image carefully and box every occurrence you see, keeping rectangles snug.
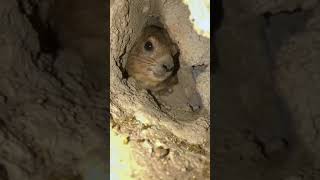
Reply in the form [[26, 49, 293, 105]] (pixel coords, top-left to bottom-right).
[[17, 0, 60, 58], [211, 0, 224, 75], [212, 0, 224, 33], [211, 0, 224, 179]]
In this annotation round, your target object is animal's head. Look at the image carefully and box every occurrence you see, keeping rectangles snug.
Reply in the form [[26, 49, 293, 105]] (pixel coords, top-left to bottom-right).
[[126, 26, 177, 88]]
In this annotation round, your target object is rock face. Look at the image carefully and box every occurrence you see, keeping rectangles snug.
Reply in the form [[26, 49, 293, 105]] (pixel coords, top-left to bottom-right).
[[214, 0, 320, 179], [0, 0, 108, 179], [273, 5, 320, 168], [110, 0, 210, 146]]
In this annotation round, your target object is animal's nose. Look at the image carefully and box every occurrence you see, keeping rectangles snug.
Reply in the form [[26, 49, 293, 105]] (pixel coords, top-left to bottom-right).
[[162, 62, 174, 72]]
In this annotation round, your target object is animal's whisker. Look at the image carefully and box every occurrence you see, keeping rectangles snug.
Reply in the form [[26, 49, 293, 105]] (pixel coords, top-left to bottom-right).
[[125, 26, 178, 92], [130, 55, 157, 63], [135, 59, 157, 66]]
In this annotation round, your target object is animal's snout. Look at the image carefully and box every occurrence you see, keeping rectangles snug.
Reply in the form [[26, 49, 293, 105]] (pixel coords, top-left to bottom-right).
[[151, 54, 175, 79], [159, 54, 174, 73], [162, 63, 174, 72]]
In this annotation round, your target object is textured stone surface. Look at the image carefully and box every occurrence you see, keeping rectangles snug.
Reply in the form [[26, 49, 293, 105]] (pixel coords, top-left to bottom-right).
[[110, 0, 210, 145], [214, 0, 320, 179], [273, 4, 320, 167], [0, 0, 108, 179]]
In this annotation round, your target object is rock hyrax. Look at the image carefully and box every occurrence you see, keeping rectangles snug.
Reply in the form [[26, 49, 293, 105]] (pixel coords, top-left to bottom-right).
[[126, 26, 178, 92]]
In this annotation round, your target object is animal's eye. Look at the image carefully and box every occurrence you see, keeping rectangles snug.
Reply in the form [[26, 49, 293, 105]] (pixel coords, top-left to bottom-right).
[[144, 41, 153, 51]]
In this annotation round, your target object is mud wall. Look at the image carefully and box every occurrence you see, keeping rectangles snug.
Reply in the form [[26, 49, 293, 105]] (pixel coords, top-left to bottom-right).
[[214, 0, 320, 179], [0, 0, 108, 179], [110, 0, 210, 145]]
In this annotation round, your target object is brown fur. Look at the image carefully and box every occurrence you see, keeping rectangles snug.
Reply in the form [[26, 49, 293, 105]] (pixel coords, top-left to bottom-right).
[[126, 26, 178, 92]]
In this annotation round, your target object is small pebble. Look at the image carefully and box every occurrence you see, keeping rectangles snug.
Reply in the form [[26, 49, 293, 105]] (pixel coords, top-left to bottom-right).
[[136, 138, 145, 143], [113, 124, 120, 131], [154, 146, 169, 158], [123, 136, 130, 144], [142, 140, 153, 154]]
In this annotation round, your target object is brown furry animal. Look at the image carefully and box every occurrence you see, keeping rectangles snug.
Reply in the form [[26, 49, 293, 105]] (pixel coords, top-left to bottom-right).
[[126, 26, 178, 92]]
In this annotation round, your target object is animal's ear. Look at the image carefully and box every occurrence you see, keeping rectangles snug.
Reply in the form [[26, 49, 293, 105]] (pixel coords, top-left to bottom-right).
[[170, 44, 178, 55]]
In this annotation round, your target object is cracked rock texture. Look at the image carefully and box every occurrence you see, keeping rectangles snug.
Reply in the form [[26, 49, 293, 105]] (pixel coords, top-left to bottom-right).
[[0, 0, 108, 179]]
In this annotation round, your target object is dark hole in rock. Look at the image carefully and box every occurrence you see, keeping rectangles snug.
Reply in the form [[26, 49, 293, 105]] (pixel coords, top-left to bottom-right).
[[124, 22, 205, 116], [16, 0, 61, 58]]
